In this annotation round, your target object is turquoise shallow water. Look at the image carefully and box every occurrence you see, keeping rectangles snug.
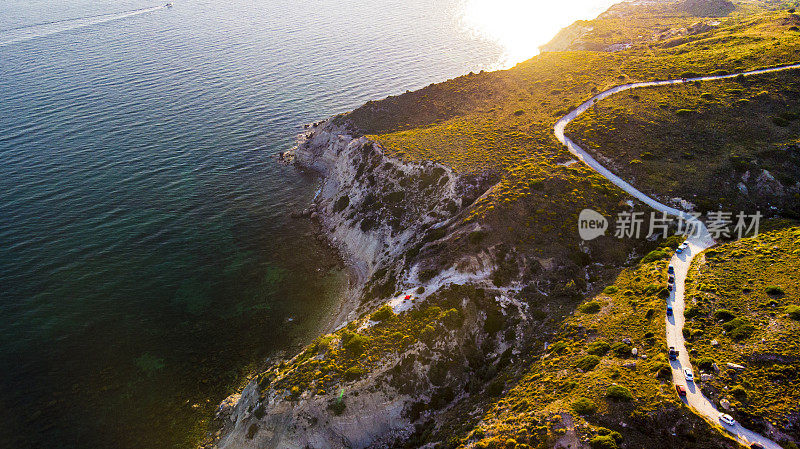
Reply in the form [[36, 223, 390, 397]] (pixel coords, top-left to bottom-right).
[[0, 0, 506, 447]]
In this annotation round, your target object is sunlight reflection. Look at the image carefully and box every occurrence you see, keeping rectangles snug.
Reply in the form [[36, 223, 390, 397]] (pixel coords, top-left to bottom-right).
[[460, 0, 621, 68]]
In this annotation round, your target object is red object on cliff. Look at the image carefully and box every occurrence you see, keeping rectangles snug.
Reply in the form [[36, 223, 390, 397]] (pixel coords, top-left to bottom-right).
[[404, 295, 412, 301]]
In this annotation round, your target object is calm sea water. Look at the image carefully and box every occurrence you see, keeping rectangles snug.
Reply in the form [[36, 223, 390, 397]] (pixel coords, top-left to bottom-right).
[[0, 0, 615, 447]]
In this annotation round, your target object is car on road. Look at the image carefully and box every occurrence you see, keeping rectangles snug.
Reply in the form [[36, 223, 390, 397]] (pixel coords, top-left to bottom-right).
[[668, 346, 678, 360], [668, 283, 673, 291], [668, 265, 675, 274], [676, 384, 687, 396], [684, 367, 694, 382], [719, 413, 736, 426], [667, 305, 673, 316], [676, 242, 689, 254], [668, 275, 674, 284]]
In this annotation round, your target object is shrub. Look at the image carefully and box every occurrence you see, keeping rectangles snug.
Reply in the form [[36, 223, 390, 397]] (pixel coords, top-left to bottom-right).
[[676, 109, 697, 116], [571, 397, 597, 415], [419, 269, 438, 283], [603, 285, 618, 294], [246, 423, 259, 439], [606, 385, 633, 401], [655, 363, 672, 379], [713, 309, 736, 322], [786, 305, 800, 320], [641, 249, 668, 263], [576, 355, 601, 371], [611, 342, 632, 357], [589, 435, 618, 449], [729, 323, 755, 340], [697, 358, 715, 370], [344, 366, 365, 380], [685, 305, 701, 319], [579, 301, 602, 314], [342, 332, 370, 356], [722, 317, 755, 340], [731, 385, 748, 400], [253, 404, 265, 420], [328, 397, 346, 415], [766, 285, 785, 296], [588, 340, 611, 356], [371, 305, 395, 322], [700, 92, 714, 100], [549, 341, 568, 354], [333, 195, 350, 213]]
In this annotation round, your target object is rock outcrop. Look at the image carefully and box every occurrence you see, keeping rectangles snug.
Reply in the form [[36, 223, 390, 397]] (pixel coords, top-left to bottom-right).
[[205, 118, 509, 449]]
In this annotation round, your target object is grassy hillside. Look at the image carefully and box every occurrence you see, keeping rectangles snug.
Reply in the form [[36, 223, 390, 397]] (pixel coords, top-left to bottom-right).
[[684, 224, 800, 443], [427, 238, 737, 449], [567, 69, 800, 216], [218, 2, 800, 448]]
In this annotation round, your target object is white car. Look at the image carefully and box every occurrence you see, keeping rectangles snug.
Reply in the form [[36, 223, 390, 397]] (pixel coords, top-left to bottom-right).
[[684, 367, 694, 382], [719, 413, 736, 426]]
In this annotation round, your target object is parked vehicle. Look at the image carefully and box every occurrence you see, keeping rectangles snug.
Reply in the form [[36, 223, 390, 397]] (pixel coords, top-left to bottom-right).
[[668, 283, 673, 291], [684, 367, 694, 382], [719, 413, 736, 426], [668, 265, 675, 274], [668, 347, 678, 360], [668, 275, 675, 284], [676, 242, 689, 254], [676, 384, 687, 396], [667, 305, 673, 316]]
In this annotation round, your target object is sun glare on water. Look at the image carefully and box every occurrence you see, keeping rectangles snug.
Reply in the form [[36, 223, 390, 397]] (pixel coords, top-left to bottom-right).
[[461, 0, 622, 68]]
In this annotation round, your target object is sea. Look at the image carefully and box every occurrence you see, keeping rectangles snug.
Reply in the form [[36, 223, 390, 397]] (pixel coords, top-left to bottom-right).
[[0, 0, 618, 447]]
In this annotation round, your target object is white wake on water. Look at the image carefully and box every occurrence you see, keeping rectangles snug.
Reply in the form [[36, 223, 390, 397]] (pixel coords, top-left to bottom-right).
[[0, 5, 168, 47]]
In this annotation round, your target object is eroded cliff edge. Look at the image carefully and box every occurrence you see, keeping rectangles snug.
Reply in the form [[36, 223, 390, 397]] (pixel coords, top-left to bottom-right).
[[205, 118, 515, 449]]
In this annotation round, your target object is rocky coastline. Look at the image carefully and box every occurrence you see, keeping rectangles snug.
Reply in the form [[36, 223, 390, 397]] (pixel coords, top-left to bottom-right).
[[202, 116, 504, 449]]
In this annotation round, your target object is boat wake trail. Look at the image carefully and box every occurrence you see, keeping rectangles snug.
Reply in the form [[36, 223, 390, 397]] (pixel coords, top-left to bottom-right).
[[0, 5, 169, 47]]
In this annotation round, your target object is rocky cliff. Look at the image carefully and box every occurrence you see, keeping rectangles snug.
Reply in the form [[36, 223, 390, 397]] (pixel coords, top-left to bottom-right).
[[203, 118, 521, 449]]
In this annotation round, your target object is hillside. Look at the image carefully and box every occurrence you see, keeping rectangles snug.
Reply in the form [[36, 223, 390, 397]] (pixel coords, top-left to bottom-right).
[[685, 225, 800, 443], [567, 69, 800, 217], [206, 1, 800, 448]]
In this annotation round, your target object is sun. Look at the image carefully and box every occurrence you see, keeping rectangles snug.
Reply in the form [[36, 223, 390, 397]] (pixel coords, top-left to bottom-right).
[[460, 0, 621, 68]]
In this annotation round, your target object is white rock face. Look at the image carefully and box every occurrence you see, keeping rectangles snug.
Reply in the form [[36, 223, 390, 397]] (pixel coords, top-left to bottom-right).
[[207, 117, 498, 449]]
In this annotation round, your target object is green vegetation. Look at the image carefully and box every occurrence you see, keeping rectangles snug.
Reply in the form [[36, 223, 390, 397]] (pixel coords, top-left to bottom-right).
[[588, 340, 611, 356], [233, 2, 800, 448], [579, 301, 602, 314], [463, 253, 729, 448], [569, 69, 800, 216], [685, 226, 800, 439], [371, 305, 395, 322], [572, 397, 598, 415], [577, 355, 602, 371], [605, 385, 633, 401]]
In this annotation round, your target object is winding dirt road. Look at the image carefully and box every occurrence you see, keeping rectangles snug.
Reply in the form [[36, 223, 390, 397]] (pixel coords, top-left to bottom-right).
[[554, 63, 800, 449]]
